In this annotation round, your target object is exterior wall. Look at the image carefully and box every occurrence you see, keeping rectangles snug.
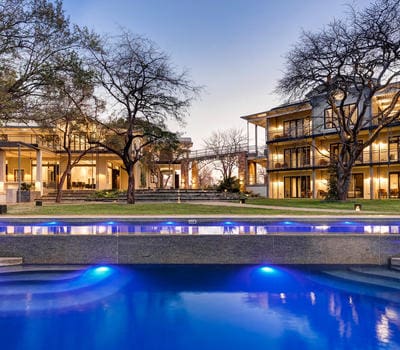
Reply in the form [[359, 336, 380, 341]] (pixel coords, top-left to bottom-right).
[[0, 234, 397, 265], [238, 152, 247, 192], [191, 161, 199, 189], [181, 160, 189, 189], [310, 93, 368, 135], [246, 185, 267, 197], [97, 157, 109, 190]]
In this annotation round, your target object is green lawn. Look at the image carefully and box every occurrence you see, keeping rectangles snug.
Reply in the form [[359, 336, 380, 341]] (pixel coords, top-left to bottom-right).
[[247, 198, 400, 213], [4, 202, 306, 216], [3, 198, 400, 216]]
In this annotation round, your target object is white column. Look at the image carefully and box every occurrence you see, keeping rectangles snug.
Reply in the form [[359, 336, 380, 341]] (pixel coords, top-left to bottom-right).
[[312, 138, 316, 199], [0, 150, 5, 193], [36, 150, 43, 195], [255, 125, 258, 153], [265, 117, 270, 198]]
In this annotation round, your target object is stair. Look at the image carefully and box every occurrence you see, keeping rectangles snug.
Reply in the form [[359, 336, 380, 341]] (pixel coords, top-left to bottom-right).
[[305, 267, 400, 303], [0, 257, 23, 266], [321, 267, 400, 290], [390, 257, 400, 271], [41, 190, 95, 202]]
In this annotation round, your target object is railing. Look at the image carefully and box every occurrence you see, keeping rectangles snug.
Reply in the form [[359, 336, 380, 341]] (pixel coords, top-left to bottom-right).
[[187, 144, 256, 160], [267, 148, 400, 170], [267, 130, 312, 142], [269, 160, 313, 170]]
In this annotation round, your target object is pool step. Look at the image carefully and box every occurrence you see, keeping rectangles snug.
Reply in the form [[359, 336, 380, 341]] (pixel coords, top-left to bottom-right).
[[349, 266, 400, 282], [0, 257, 23, 266], [390, 257, 400, 271], [322, 269, 400, 290]]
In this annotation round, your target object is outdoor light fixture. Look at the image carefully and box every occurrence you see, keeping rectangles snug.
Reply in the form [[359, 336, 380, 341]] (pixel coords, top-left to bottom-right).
[[354, 204, 362, 211]]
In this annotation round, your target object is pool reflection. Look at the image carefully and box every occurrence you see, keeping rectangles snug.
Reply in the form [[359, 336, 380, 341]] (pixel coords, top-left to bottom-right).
[[0, 220, 400, 235]]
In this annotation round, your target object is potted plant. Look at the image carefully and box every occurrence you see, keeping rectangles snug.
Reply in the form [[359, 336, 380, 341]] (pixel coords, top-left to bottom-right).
[[17, 183, 40, 203], [17, 182, 32, 202]]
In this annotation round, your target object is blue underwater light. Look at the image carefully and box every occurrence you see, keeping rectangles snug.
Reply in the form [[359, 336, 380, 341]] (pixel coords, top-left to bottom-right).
[[93, 266, 112, 275], [283, 221, 298, 225], [343, 221, 356, 225], [84, 265, 114, 280], [259, 266, 278, 274], [43, 221, 59, 226]]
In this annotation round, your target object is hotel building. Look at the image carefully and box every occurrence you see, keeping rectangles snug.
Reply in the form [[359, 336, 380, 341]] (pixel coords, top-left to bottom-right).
[[242, 90, 400, 199]]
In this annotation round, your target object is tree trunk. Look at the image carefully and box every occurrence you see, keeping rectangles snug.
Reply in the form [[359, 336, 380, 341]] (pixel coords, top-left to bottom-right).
[[127, 163, 135, 204], [336, 164, 352, 201], [67, 173, 72, 189], [56, 165, 71, 203]]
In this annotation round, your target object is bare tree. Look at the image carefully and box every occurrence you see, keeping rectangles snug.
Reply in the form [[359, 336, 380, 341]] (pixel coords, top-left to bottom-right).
[[84, 32, 199, 203], [277, 0, 400, 200], [0, 0, 80, 121], [197, 163, 215, 189], [35, 52, 103, 202], [203, 128, 246, 183], [139, 134, 189, 189]]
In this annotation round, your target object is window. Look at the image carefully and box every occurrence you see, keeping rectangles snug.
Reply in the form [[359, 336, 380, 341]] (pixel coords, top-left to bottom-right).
[[283, 118, 311, 138], [325, 104, 358, 129], [72, 133, 87, 151], [283, 147, 311, 168], [389, 136, 400, 162], [284, 176, 311, 198], [39, 134, 59, 149], [330, 142, 363, 163], [347, 173, 363, 198], [330, 143, 340, 162], [13, 169, 24, 182], [389, 173, 400, 198]]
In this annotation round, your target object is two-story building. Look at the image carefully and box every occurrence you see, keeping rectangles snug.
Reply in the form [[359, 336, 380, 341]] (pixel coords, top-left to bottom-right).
[[0, 123, 192, 202], [242, 90, 400, 199]]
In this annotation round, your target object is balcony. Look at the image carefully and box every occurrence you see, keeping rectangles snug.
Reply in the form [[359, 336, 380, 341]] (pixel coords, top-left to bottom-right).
[[267, 130, 312, 142], [269, 160, 312, 170]]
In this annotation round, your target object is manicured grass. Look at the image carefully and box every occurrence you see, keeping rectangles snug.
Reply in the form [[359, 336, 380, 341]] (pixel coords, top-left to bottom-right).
[[247, 198, 400, 213], [5, 199, 400, 216], [5, 202, 321, 216]]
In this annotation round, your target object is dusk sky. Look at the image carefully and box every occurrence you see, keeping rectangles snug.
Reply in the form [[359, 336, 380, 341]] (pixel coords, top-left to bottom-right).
[[63, 0, 372, 149]]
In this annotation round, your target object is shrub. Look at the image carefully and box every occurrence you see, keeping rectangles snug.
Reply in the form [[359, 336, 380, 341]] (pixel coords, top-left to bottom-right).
[[216, 177, 240, 193]]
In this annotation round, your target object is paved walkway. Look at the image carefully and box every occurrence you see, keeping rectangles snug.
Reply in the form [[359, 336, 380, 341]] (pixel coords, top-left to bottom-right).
[[186, 200, 381, 214]]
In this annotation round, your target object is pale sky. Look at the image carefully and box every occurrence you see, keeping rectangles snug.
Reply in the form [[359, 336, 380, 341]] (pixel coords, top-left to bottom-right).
[[63, 0, 372, 149]]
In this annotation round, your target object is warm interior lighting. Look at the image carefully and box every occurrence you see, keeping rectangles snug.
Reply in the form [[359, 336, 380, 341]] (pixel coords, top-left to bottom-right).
[[320, 149, 329, 156]]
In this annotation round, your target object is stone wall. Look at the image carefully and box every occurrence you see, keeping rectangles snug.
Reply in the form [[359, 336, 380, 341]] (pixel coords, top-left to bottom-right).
[[0, 234, 397, 265]]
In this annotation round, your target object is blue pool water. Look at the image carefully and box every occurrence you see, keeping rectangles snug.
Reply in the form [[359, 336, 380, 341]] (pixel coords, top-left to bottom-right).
[[0, 265, 399, 350], [1, 219, 400, 234]]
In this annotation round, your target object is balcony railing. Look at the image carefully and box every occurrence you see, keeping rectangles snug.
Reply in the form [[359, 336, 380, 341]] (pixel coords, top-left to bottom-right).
[[267, 148, 400, 170], [268, 130, 312, 142]]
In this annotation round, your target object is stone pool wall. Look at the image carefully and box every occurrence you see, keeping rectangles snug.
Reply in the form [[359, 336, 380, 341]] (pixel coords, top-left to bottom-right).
[[0, 234, 398, 265]]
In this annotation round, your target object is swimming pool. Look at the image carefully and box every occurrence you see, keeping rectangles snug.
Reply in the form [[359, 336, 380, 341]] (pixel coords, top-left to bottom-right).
[[1, 218, 400, 234], [0, 265, 399, 350]]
